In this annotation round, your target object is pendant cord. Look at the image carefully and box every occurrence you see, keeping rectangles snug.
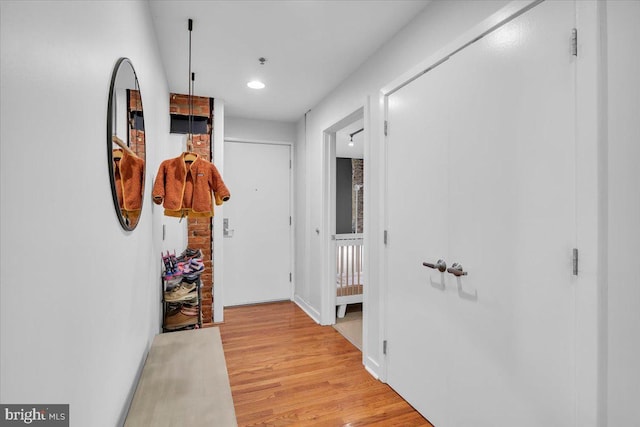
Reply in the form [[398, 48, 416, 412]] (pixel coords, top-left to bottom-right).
[[188, 18, 193, 150]]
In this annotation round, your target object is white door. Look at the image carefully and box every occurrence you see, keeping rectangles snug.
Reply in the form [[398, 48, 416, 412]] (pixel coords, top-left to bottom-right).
[[222, 141, 292, 306], [386, 1, 577, 426]]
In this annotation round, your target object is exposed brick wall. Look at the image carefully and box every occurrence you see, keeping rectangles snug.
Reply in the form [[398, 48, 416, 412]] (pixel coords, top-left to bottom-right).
[[129, 90, 145, 160], [170, 93, 216, 323], [170, 93, 210, 117]]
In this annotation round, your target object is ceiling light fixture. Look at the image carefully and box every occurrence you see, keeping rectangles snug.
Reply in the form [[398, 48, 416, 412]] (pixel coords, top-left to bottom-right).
[[247, 57, 267, 90], [348, 127, 363, 147], [247, 80, 265, 90]]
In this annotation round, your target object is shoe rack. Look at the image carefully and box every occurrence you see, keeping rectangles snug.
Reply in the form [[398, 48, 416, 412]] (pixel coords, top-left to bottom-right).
[[161, 250, 203, 332]]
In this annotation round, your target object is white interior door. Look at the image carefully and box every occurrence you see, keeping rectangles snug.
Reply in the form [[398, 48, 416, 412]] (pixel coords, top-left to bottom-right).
[[222, 141, 292, 306], [386, 1, 577, 426]]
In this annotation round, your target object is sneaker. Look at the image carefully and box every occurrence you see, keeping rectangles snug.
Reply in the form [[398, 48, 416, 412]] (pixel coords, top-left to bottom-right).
[[176, 248, 203, 262], [165, 275, 183, 290], [164, 310, 198, 330], [164, 283, 197, 302], [182, 259, 204, 275], [180, 305, 199, 316]]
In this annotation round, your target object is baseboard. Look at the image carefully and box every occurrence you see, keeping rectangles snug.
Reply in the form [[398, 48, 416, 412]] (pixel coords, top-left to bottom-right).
[[118, 341, 151, 426], [294, 295, 321, 324], [365, 356, 382, 381]]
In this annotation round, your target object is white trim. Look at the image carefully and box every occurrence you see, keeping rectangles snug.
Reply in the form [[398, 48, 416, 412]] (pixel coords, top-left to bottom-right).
[[294, 295, 321, 324], [321, 131, 336, 325], [321, 107, 366, 326], [213, 98, 225, 323], [224, 137, 293, 146], [364, 357, 381, 380], [378, 90, 389, 382], [304, 111, 313, 329], [575, 1, 604, 425], [361, 96, 373, 373]]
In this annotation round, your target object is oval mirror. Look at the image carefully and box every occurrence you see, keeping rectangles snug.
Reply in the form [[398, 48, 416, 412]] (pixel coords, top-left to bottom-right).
[[107, 58, 146, 230]]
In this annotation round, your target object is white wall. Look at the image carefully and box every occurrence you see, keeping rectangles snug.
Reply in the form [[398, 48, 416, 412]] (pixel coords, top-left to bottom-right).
[[225, 116, 296, 143], [0, 2, 169, 426], [294, 0, 510, 376], [606, 0, 640, 425]]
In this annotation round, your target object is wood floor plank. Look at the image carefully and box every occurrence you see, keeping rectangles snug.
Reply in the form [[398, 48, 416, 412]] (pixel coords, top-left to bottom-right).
[[217, 301, 432, 427]]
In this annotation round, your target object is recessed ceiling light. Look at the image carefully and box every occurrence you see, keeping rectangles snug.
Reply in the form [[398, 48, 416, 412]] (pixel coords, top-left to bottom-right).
[[247, 80, 265, 89]]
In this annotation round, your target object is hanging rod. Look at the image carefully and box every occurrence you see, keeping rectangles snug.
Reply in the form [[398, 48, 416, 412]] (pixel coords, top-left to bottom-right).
[[349, 128, 364, 140]]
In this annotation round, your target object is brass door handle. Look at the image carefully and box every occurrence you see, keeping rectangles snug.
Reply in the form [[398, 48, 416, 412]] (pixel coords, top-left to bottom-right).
[[423, 259, 447, 273]]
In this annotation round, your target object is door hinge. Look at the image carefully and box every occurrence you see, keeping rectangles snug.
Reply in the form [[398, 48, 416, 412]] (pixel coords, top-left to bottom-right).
[[162, 224, 166, 241], [289, 272, 292, 282], [384, 120, 388, 136], [384, 230, 388, 245], [383, 340, 388, 355], [289, 216, 292, 226], [571, 28, 577, 56], [290, 159, 292, 169], [572, 248, 578, 276]]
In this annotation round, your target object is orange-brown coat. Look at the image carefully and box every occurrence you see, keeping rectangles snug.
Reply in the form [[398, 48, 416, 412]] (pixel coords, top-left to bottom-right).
[[152, 152, 230, 218]]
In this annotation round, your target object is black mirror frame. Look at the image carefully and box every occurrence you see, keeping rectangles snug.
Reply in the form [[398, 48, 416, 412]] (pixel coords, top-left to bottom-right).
[[107, 57, 145, 231]]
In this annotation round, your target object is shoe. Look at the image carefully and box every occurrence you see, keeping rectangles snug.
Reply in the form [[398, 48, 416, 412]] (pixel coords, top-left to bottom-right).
[[164, 283, 197, 302], [176, 248, 203, 262], [182, 259, 204, 275], [165, 275, 183, 290], [162, 250, 185, 279], [164, 310, 198, 330], [163, 268, 182, 281], [180, 305, 199, 316], [180, 275, 200, 284]]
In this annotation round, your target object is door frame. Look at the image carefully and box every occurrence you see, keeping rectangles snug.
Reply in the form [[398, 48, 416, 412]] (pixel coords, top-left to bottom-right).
[[377, 0, 602, 424], [219, 137, 295, 310], [321, 107, 366, 326]]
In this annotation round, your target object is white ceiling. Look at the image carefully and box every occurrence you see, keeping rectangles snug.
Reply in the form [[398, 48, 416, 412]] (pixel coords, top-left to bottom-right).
[[148, 0, 429, 123]]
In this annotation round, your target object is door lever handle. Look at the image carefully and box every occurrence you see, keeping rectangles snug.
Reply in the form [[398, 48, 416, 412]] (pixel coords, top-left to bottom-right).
[[423, 259, 447, 273], [447, 263, 468, 277]]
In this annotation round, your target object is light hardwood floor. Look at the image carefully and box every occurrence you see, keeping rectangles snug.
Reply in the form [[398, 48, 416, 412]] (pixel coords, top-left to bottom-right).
[[217, 301, 432, 426]]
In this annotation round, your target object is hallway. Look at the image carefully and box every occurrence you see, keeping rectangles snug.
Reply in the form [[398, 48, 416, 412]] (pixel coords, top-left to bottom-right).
[[218, 302, 430, 426]]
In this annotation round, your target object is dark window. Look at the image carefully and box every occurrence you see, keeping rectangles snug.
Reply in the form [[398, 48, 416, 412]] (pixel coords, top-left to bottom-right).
[[131, 111, 145, 131], [170, 114, 209, 134]]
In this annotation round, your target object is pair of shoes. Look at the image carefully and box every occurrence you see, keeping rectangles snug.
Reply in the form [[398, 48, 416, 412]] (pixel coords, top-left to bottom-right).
[[181, 305, 199, 316], [176, 248, 203, 262], [165, 275, 183, 290], [182, 258, 204, 275], [164, 283, 197, 302], [162, 250, 183, 279], [181, 275, 200, 284], [164, 309, 198, 330]]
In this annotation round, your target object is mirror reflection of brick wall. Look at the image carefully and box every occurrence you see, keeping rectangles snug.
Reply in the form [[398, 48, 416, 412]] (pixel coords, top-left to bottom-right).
[[129, 90, 145, 160], [352, 159, 363, 233], [170, 93, 215, 323]]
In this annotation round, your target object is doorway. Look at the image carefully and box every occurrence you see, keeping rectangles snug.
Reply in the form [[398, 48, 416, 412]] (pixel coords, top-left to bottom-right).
[[222, 140, 293, 306], [324, 109, 365, 351]]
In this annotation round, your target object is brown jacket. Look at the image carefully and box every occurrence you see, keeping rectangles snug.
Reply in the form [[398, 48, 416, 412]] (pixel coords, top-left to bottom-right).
[[113, 148, 145, 213], [152, 153, 230, 218]]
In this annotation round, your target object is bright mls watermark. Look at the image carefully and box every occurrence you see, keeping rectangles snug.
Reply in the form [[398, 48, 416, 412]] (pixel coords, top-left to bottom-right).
[[0, 405, 68, 426]]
